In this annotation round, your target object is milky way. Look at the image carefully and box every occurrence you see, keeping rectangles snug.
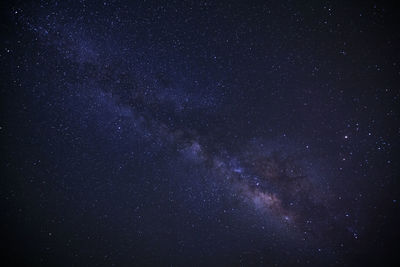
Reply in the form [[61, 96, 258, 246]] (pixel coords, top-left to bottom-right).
[[1, 1, 400, 266]]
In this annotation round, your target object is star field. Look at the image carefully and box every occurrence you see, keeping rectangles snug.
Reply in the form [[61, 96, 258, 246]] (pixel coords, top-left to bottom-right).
[[1, 0, 400, 266]]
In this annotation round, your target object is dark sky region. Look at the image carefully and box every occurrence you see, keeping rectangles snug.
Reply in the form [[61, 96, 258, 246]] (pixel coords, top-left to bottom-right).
[[1, 0, 399, 266]]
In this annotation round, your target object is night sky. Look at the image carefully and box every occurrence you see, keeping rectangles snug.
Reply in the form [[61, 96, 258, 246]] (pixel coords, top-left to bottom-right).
[[1, 0, 400, 266]]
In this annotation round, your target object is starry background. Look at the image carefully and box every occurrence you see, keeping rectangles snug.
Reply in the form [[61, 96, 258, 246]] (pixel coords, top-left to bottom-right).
[[1, 0, 399, 266]]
